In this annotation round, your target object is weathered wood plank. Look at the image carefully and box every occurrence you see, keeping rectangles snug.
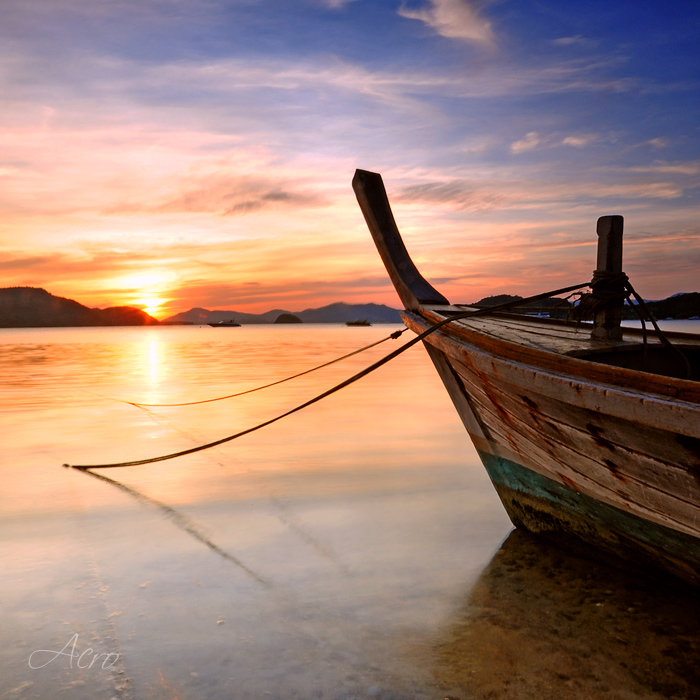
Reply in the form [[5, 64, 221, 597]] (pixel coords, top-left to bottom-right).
[[467, 365, 700, 474], [452, 355, 700, 505], [462, 381, 700, 537], [405, 310, 700, 409]]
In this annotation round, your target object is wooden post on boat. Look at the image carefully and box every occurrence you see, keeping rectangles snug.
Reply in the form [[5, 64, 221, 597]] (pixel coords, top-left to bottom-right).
[[591, 215, 624, 341]]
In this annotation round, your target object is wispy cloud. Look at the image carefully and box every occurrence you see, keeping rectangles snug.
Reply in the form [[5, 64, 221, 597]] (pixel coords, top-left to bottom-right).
[[552, 35, 596, 47], [394, 172, 687, 212], [108, 175, 327, 216], [628, 161, 700, 175], [645, 138, 669, 149], [0, 46, 646, 136], [561, 134, 598, 148], [166, 275, 395, 313], [320, 0, 358, 7], [0, 255, 53, 271], [397, 181, 504, 211], [510, 132, 541, 154], [398, 0, 495, 46]]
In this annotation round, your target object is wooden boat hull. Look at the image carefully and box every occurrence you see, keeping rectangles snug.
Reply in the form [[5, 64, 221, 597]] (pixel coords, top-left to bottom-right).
[[353, 168, 700, 585], [403, 307, 700, 586], [482, 451, 700, 585]]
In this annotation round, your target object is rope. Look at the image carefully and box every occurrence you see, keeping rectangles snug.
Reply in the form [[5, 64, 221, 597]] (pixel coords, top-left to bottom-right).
[[573, 270, 629, 321], [574, 270, 691, 379], [126, 328, 408, 407], [64, 281, 589, 470], [624, 282, 692, 379]]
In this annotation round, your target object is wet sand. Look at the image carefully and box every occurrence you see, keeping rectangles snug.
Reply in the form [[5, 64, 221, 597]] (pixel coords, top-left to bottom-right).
[[434, 530, 700, 700], [4, 473, 700, 700]]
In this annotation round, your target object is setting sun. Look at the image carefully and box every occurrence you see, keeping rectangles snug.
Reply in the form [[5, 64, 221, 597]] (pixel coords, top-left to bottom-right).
[[139, 298, 164, 317], [110, 271, 177, 318]]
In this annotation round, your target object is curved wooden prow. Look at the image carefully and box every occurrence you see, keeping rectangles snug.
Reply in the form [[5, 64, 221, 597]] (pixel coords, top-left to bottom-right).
[[353, 169, 450, 311]]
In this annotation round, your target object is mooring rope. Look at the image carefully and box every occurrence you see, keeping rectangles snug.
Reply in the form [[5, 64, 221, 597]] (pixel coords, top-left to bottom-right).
[[624, 282, 692, 379], [125, 328, 408, 408], [575, 273, 692, 379], [64, 281, 591, 470]]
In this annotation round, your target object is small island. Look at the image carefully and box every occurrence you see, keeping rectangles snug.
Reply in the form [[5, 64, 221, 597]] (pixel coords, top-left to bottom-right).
[[274, 313, 303, 324]]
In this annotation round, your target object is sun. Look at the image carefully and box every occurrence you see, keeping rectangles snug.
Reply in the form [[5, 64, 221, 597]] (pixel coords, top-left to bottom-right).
[[138, 297, 163, 317], [114, 270, 176, 319]]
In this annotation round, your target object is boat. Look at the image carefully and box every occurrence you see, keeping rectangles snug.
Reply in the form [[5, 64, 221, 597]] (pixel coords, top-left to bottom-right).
[[207, 319, 241, 327], [346, 320, 372, 327], [353, 169, 700, 586]]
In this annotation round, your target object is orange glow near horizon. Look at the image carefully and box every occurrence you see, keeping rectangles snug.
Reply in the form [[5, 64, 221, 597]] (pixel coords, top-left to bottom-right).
[[0, 4, 698, 314], [2, 115, 698, 318], [3, 193, 699, 318]]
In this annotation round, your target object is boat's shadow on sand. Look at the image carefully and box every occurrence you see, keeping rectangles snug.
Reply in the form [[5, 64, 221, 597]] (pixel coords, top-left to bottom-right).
[[434, 529, 700, 700]]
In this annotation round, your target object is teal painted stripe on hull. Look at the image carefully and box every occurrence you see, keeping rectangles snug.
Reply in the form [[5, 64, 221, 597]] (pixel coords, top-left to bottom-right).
[[477, 450, 700, 586]]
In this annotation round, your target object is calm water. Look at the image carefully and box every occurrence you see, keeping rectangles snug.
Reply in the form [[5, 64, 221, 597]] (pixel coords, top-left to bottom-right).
[[2, 323, 699, 700]]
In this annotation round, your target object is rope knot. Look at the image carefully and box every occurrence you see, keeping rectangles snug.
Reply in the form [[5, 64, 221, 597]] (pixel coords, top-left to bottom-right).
[[591, 270, 629, 296], [574, 270, 630, 321]]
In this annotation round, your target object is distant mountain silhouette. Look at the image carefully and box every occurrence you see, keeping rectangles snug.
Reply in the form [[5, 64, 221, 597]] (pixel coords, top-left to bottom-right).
[[165, 301, 402, 325], [3, 286, 696, 328], [473, 293, 573, 319], [0, 287, 159, 327], [626, 292, 700, 320], [474, 294, 572, 309], [472, 292, 700, 320]]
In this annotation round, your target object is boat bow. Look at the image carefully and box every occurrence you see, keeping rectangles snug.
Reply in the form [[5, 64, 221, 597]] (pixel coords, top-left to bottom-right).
[[354, 168, 700, 586]]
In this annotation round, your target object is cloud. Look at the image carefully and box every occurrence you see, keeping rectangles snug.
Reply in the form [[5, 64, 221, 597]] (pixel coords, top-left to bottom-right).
[[552, 35, 596, 47], [385, 171, 688, 220], [646, 138, 669, 149], [397, 181, 504, 211], [398, 0, 495, 46], [628, 161, 700, 175], [0, 255, 53, 270], [166, 275, 395, 312], [561, 134, 598, 148], [510, 131, 541, 154], [141, 176, 326, 216], [151, 55, 617, 102], [320, 0, 358, 7]]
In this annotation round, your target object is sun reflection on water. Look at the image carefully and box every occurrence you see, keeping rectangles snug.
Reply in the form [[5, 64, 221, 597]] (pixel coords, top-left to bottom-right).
[[147, 339, 160, 384], [0, 324, 483, 514]]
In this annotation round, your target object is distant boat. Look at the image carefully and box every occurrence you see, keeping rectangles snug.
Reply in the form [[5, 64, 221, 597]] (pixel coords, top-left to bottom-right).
[[346, 320, 372, 326], [207, 319, 241, 327], [354, 169, 700, 586]]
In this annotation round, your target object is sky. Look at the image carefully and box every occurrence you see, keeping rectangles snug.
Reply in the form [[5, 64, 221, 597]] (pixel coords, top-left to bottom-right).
[[1, 0, 698, 318]]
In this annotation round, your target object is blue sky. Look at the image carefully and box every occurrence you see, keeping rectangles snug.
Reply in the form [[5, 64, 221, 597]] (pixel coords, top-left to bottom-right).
[[1, 0, 698, 315]]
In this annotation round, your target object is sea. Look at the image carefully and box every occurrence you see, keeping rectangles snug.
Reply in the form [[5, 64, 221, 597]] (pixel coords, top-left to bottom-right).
[[2, 321, 699, 700]]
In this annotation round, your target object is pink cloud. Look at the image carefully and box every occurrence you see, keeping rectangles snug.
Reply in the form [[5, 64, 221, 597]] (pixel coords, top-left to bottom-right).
[[398, 0, 495, 47]]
